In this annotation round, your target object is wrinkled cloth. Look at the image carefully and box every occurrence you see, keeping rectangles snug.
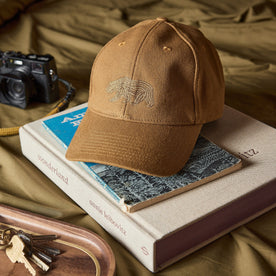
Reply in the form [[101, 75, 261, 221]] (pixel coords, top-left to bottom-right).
[[0, 0, 276, 275]]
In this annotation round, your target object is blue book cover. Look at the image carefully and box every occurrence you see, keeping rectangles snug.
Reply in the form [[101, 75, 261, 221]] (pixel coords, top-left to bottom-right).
[[42, 107, 242, 212]]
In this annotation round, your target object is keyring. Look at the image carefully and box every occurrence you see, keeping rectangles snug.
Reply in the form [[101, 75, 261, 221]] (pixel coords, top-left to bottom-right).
[[0, 227, 17, 247]]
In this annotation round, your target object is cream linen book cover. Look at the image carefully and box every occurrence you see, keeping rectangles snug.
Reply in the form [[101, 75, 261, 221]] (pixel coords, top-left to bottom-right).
[[19, 104, 276, 272]]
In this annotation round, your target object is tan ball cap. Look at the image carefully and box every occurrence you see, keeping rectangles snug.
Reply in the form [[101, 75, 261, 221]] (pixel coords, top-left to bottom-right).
[[66, 18, 225, 177]]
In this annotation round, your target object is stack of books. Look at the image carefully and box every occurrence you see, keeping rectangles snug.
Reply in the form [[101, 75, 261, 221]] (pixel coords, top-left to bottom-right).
[[19, 103, 276, 272]]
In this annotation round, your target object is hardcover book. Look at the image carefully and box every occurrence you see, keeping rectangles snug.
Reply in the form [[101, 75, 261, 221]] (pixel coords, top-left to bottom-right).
[[19, 104, 276, 272], [42, 106, 242, 212]]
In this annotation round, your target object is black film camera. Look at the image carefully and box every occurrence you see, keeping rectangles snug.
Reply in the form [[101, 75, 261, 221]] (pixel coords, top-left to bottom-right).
[[0, 51, 59, 109]]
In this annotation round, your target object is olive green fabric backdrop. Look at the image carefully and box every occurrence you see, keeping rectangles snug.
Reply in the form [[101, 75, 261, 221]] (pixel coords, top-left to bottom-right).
[[0, 0, 276, 275]]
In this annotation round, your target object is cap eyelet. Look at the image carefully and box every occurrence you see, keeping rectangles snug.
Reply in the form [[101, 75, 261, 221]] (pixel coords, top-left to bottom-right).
[[163, 46, 172, 52], [118, 41, 126, 47]]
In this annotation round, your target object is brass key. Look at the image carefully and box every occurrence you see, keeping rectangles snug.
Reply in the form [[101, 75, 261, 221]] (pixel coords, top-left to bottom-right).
[[6, 235, 36, 276]]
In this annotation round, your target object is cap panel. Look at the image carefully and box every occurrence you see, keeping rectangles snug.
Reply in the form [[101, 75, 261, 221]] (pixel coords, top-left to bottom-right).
[[89, 19, 159, 119], [172, 22, 225, 123], [195, 38, 225, 122], [125, 21, 196, 124]]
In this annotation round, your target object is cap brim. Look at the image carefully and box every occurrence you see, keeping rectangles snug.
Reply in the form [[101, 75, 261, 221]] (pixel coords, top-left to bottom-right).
[[66, 108, 202, 177]]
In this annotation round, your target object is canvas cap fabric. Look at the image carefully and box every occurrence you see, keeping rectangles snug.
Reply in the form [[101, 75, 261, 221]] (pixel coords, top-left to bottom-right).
[[66, 17, 225, 177]]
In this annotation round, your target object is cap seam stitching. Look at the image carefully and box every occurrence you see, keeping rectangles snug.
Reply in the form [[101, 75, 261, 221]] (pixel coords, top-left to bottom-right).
[[165, 22, 199, 124], [122, 20, 162, 117]]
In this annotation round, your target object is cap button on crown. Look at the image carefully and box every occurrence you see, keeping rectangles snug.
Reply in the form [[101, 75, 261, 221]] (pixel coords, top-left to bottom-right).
[[156, 17, 168, 22]]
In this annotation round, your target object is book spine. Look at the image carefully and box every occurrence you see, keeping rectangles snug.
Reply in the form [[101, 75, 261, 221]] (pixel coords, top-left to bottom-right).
[[19, 126, 157, 272]]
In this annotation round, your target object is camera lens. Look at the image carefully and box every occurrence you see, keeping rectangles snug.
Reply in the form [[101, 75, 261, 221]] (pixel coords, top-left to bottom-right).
[[13, 82, 24, 93], [0, 78, 26, 108], [0, 65, 35, 108], [7, 80, 25, 101]]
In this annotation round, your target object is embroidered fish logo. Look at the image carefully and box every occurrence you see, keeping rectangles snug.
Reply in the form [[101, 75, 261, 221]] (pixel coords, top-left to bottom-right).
[[106, 77, 154, 107]]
